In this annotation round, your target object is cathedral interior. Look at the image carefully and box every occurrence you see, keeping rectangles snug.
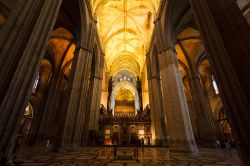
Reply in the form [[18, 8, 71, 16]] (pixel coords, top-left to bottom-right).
[[0, 0, 250, 165]]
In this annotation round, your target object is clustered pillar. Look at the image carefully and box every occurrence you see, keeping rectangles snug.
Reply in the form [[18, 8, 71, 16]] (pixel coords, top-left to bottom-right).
[[187, 74, 216, 146], [146, 54, 168, 145], [189, 0, 250, 164], [82, 52, 104, 145], [177, 42, 217, 146], [57, 47, 92, 147], [0, 0, 62, 162], [158, 49, 198, 152]]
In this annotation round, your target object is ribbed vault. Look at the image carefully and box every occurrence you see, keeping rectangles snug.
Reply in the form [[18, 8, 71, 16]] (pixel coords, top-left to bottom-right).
[[91, 0, 160, 76], [112, 81, 137, 100]]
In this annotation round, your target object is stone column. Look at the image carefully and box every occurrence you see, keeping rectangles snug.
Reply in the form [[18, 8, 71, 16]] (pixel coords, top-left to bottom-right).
[[177, 41, 216, 146], [53, 47, 92, 149], [158, 49, 197, 152], [187, 75, 216, 146], [0, 0, 62, 161], [147, 76, 156, 144], [101, 71, 109, 109], [38, 69, 64, 140], [198, 69, 224, 139], [146, 55, 168, 145], [88, 55, 104, 131], [86, 77, 102, 127], [82, 53, 104, 145], [189, 0, 250, 164]]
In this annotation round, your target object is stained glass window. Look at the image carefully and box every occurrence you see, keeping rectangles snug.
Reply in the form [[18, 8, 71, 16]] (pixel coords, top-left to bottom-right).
[[32, 72, 39, 93], [212, 75, 219, 95]]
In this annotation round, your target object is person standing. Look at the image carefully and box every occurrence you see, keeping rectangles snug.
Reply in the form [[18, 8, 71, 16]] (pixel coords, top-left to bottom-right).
[[141, 137, 144, 152]]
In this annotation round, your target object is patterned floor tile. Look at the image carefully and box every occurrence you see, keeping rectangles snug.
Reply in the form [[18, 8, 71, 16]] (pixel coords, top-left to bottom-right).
[[16, 147, 240, 166]]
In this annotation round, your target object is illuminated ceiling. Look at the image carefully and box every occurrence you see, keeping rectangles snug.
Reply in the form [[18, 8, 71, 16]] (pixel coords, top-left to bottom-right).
[[116, 89, 134, 101], [113, 81, 137, 97], [113, 70, 136, 86], [91, 0, 160, 76]]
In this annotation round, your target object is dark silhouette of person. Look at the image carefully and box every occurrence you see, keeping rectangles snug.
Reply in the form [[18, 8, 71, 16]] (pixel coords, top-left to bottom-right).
[[147, 137, 150, 146], [141, 137, 144, 152]]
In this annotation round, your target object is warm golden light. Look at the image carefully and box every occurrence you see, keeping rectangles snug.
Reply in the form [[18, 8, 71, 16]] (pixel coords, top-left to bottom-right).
[[116, 89, 134, 101], [91, 0, 160, 76], [113, 81, 137, 102]]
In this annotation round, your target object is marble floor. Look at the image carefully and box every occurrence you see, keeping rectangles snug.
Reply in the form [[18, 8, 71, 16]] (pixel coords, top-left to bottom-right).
[[16, 147, 240, 166]]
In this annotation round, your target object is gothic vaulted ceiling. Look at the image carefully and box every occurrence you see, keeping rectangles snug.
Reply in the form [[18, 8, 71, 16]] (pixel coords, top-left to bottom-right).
[[91, 0, 160, 77]]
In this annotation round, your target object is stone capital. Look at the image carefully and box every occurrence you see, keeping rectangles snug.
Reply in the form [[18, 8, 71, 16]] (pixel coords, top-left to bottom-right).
[[76, 46, 92, 54], [101, 52, 105, 56], [153, 17, 160, 24], [158, 48, 178, 68], [90, 75, 102, 80], [158, 46, 175, 55], [148, 76, 161, 80]]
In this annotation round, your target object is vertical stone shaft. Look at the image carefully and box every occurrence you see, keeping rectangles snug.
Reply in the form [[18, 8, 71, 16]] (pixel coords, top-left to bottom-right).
[[88, 54, 104, 131], [59, 48, 92, 146], [87, 78, 102, 127], [45, 71, 66, 139], [0, 0, 62, 160], [178, 41, 216, 146], [158, 49, 197, 152], [147, 74, 156, 144], [189, 0, 250, 164], [146, 55, 168, 145], [82, 51, 104, 144], [38, 69, 63, 140], [188, 75, 216, 146]]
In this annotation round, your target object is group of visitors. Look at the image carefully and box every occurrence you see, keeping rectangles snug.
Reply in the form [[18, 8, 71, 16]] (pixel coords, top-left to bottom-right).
[[215, 139, 236, 150]]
